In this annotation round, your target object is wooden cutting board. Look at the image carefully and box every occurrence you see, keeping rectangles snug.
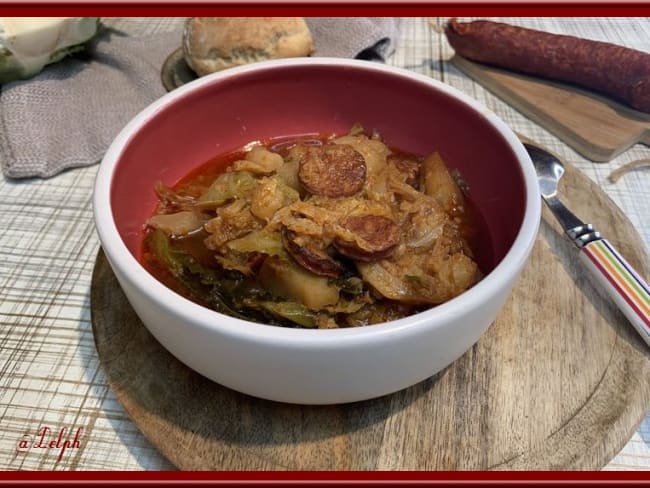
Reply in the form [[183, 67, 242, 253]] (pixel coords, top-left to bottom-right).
[[451, 55, 650, 162], [90, 158, 650, 470]]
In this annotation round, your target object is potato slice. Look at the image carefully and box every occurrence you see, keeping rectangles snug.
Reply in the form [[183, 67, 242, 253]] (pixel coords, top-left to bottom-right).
[[423, 151, 464, 214], [258, 256, 339, 310]]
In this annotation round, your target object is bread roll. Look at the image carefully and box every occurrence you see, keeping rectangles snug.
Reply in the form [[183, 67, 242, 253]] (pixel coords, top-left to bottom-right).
[[183, 17, 314, 76]]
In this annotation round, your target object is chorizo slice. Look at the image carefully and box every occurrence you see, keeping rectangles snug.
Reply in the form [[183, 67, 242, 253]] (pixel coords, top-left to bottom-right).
[[445, 18, 650, 114], [334, 215, 400, 261], [298, 143, 367, 197], [281, 227, 344, 278]]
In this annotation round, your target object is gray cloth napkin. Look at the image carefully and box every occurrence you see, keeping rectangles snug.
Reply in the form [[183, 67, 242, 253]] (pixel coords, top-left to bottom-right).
[[0, 18, 400, 179]]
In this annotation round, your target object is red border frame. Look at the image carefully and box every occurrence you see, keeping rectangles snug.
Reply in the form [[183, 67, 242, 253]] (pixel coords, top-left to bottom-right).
[[1, 471, 650, 485], [2, 2, 650, 15], [1, 4, 650, 485]]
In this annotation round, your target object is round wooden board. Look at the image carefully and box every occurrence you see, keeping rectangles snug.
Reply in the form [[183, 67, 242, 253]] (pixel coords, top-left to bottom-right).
[[91, 160, 650, 470]]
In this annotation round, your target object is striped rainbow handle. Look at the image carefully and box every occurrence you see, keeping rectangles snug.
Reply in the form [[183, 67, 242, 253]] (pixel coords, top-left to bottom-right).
[[580, 239, 650, 347]]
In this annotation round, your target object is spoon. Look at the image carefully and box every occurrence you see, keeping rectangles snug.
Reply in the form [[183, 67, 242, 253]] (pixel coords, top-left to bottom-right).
[[524, 143, 650, 348]]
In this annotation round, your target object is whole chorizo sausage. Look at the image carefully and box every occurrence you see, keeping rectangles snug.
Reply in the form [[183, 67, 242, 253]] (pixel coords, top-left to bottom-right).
[[445, 18, 650, 113]]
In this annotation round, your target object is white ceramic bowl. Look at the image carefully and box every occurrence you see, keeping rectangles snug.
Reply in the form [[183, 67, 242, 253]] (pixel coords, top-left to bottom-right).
[[94, 58, 541, 404]]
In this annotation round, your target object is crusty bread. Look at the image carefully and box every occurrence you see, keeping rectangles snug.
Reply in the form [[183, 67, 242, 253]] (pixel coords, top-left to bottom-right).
[[183, 17, 314, 76]]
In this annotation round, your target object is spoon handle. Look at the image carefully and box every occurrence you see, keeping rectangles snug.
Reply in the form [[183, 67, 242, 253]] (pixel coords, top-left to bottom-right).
[[580, 238, 650, 347]]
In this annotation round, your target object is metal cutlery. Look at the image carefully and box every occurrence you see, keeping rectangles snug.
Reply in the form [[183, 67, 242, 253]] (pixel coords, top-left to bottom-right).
[[525, 142, 650, 348]]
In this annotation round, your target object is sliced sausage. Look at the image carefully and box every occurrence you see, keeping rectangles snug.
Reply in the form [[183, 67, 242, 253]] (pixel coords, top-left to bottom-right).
[[334, 215, 400, 261], [282, 227, 344, 278], [298, 143, 366, 197], [445, 18, 650, 114]]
